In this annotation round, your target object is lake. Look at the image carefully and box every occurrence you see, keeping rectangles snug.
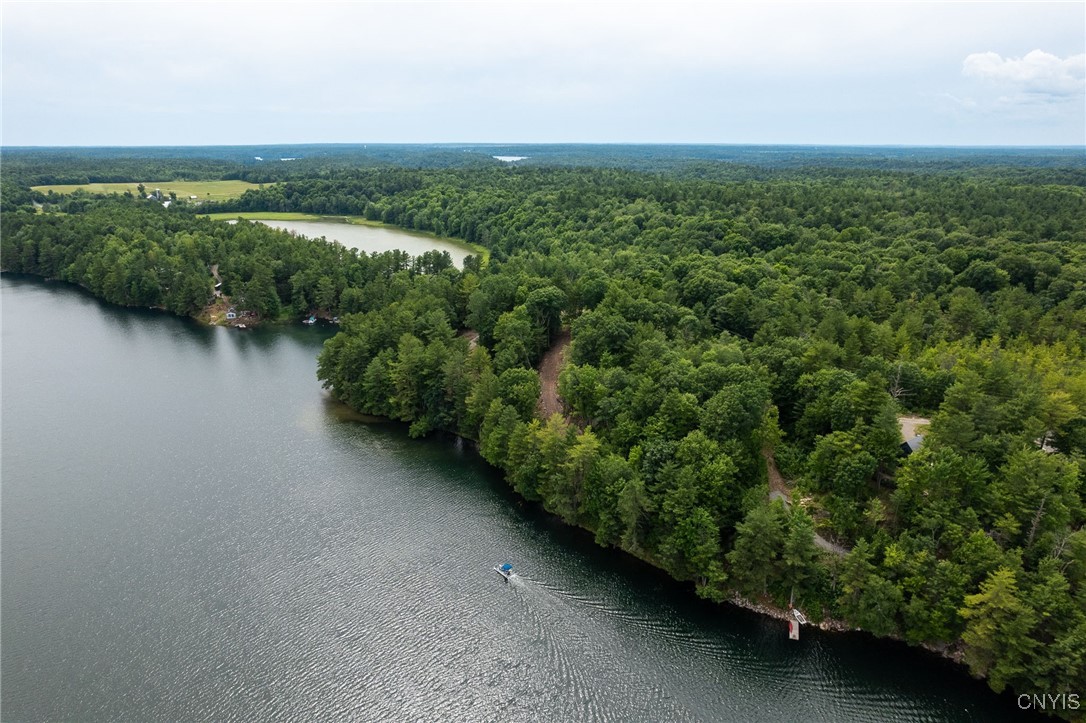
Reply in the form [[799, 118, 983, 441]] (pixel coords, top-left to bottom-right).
[[1, 276, 1035, 722], [253, 220, 476, 268]]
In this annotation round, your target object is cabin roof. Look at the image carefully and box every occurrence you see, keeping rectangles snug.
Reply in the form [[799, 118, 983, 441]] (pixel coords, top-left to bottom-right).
[[900, 435, 925, 455]]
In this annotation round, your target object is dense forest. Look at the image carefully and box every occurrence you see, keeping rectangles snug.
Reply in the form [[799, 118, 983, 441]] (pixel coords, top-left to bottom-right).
[[3, 148, 1085, 707]]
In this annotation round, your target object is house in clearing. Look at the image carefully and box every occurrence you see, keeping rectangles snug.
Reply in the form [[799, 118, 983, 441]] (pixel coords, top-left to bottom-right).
[[898, 416, 930, 457]]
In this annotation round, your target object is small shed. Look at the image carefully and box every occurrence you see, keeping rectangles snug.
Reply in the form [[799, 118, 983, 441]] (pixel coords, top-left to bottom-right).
[[226, 307, 237, 320]]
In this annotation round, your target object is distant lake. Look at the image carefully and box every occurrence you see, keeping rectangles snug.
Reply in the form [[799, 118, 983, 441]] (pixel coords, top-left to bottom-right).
[[493, 156, 528, 162], [1, 275, 1038, 722], [254, 220, 475, 268]]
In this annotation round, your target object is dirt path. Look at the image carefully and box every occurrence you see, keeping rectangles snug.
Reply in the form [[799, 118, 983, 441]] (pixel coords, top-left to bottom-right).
[[536, 330, 571, 420], [812, 533, 850, 556], [765, 447, 790, 500], [763, 447, 850, 557], [898, 415, 930, 441], [460, 329, 479, 351], [211, 264, 223, 298]]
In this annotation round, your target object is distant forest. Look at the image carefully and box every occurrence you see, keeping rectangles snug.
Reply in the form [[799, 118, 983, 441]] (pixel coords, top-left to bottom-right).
[[3, 145, 1085, 712], [4, 142, 1085, 185]]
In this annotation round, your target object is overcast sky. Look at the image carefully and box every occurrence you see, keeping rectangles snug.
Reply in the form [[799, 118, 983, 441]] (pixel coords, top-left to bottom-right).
[[2, 1, 1083, 146]]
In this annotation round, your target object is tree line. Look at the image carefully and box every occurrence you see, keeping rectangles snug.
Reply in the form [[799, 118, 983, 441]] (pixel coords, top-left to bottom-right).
[[1, 197, 458, 321]]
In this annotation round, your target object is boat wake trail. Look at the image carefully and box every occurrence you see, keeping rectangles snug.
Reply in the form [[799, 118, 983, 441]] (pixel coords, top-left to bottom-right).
[[499, 572, 698, 722], [524, 576, 729, 661]]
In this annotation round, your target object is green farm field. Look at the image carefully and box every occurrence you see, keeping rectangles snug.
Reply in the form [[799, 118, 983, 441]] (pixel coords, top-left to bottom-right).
[[32, 180, 263, 200]]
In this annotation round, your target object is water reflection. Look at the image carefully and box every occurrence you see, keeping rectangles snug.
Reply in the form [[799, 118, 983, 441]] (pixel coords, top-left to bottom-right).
[[254, 219, 474, 268]]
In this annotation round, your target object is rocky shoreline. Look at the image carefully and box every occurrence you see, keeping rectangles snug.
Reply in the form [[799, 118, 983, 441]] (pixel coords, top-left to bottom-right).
[[725, 592, 967, 668]]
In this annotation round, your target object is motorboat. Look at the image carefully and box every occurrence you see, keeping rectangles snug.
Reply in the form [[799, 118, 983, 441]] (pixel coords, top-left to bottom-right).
[[494, 562, 514, 580]]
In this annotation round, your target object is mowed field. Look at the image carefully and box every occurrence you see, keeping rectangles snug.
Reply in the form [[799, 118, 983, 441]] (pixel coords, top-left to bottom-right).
[[202, 211, 326, 221], [32, 180, 262, 200]]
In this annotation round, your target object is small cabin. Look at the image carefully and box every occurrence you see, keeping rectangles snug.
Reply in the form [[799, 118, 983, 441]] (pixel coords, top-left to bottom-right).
[[226, 307, 237, 320], [900, 435, 925, 456]]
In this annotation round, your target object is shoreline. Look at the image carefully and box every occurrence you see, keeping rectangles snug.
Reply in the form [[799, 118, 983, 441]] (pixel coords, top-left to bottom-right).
[[0, 270, 986, 686], [0, 272, 316, 330], [449, 418, 979, 676], [355, 410, 981, 679]]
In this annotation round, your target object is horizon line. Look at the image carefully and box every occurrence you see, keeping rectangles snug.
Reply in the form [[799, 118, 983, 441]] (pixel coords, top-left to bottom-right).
[[3, 141, 1085, 151]]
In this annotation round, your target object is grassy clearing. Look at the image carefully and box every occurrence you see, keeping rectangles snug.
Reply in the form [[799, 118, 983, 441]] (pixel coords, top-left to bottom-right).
[[202, 211, 326, 222], [32, 180, 262, 201]]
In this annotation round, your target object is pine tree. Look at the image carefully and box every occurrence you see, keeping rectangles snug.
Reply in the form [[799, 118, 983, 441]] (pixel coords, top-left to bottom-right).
[[960, 568, 1038, 693]]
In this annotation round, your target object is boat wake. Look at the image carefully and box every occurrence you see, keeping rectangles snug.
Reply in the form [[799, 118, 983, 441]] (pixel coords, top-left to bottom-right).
[[494, 571, 701, 720]]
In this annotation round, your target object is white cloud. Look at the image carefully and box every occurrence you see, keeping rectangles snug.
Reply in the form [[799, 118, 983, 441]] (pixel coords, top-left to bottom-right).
[[963, 50, 1085, 98]]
